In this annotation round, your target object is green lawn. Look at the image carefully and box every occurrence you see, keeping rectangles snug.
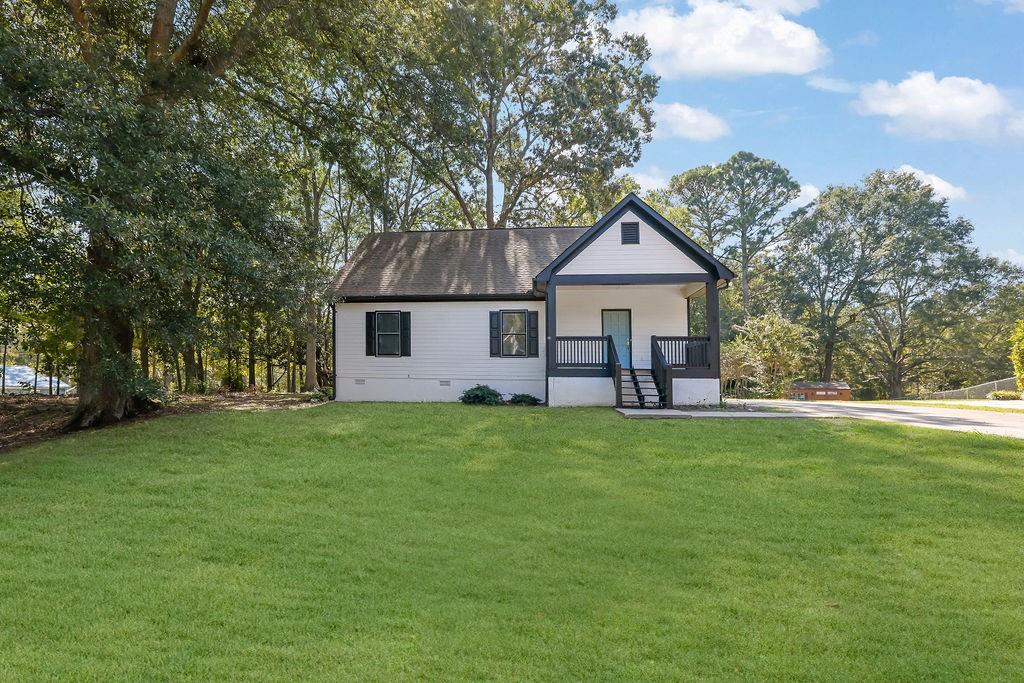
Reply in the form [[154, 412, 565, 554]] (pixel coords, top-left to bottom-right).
[[2, 404, 1023, 679]]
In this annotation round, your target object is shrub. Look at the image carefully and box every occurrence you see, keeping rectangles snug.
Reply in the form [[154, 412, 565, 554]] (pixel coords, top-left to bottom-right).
[[1011, 320, 1024, 389], [988, 390, 1022, 401], [508, 393, 542, 406], [309, 387, 332, 403], [459, 384, 503, 405]]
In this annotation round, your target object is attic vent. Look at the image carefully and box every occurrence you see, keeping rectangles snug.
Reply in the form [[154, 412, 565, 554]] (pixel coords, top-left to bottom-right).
[[439, 380, 451, 387], [354, 378, 366, 385], [621, 221, 640, 245]]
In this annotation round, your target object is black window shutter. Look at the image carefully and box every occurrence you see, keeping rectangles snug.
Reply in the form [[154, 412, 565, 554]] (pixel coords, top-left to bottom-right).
[[365, 311, 376, 356], [400, 311, 411, 356], [489, 311, 500, 357], [527, 311, 539, 357]]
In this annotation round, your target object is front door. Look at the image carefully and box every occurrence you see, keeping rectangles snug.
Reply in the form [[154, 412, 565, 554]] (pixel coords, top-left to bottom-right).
[[602, 309, 632, 369]]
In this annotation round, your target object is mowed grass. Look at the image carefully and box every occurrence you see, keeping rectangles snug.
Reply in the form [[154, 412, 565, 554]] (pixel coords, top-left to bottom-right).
[[1, 404, 1023, 680]]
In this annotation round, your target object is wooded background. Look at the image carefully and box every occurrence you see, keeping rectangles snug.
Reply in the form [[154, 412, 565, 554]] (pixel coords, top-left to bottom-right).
[[2, 0, 1022, 428]]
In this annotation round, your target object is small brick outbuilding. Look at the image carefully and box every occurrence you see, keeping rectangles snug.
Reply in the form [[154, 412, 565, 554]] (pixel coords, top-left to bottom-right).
[[786, 381, 852, 401]]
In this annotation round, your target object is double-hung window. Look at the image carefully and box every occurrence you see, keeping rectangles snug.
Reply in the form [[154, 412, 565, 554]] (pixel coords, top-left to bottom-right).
[[489, 310, 538, 358], [375, 311, 401, 356], [500, 310, 527, 357], [365, 311, 411, 357]]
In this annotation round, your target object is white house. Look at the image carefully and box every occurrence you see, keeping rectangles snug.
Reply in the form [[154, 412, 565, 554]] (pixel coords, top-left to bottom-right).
[[330, 194, 735, 408]]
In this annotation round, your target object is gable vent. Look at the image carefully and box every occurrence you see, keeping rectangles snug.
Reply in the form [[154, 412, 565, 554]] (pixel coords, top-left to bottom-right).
[[621, 221, 640, 245]]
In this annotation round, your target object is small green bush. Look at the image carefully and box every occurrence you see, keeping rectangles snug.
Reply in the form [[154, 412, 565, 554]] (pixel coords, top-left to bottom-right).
[[459, 384, 503, 405], [508, 393, 542, 406], [309, 387, 332, 403], [988, 390, 1022, 401]]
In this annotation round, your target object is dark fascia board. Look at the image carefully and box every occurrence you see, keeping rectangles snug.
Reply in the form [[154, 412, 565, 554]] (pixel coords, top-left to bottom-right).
[[549, 368, 611, 378], [534, 193, 736, 285], [336, 293, 542, 303]]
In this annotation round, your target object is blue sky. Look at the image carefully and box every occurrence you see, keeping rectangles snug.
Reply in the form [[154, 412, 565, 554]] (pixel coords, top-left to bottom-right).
[[614, 0, 1024, 264]]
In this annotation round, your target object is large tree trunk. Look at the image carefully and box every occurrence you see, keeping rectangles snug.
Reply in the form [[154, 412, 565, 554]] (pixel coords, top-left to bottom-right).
[[140, 329, 150, 379], [740, 237, 751, 310], [183, 345, 198, 392], [303, 299, 318, 391], [887, 363, 905, 399], [247, 309, 257, 389], [68, 234, 156, 429], [820, 341, 835, 383]]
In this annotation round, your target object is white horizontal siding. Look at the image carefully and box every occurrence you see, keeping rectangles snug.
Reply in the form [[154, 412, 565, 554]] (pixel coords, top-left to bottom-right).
[[556, 285, 688, 369], [335, 300, 545, 401], [559, 210, 706, 275]]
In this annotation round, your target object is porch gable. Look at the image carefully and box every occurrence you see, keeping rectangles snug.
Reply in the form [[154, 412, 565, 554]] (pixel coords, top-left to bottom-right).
[[534, 193, 734, 286]]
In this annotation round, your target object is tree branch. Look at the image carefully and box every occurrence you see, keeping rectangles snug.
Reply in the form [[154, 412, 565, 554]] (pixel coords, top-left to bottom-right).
[[171, 0, 217, 65], [64, 0, 93, 60], [147, 0, 180, 65]]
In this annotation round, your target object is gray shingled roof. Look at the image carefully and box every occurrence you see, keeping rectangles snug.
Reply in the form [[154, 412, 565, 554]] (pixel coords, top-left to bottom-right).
[[330, 227, 588, 300]]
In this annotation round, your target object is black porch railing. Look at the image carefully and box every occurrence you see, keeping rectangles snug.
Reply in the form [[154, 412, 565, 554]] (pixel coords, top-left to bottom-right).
[[651, 337, 673, 407], [554, 335, 609, 369], [654, 336, 712, 369]]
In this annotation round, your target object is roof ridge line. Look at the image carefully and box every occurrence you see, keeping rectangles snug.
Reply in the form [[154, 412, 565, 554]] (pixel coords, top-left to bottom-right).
[[371, 225, 591, 236]]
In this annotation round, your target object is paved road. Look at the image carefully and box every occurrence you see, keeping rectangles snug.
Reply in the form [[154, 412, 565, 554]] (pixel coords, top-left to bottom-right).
[[744, 400, 1024, 440]]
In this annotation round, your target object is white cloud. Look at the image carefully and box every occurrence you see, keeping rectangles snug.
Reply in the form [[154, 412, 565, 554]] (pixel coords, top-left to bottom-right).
[[653, 102, 731, 141], [977, 0, 1024, 13], [896, 165, 967, 201], [855, 71, 1022, 139], [1008, 115, 1024, 137], [807, 75, 858, 93], [991, 248, 1024, 266], [793, 183, 820, 207], [842, 29, 879, 47], [613, 1, 829, 79], [740, 0, 819, 12], [782, 183, 819, 213], [630, 167, 670, 193]]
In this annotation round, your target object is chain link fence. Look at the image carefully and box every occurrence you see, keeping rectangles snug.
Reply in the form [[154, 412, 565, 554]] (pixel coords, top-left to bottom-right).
[[930, 377, 1019, 400]]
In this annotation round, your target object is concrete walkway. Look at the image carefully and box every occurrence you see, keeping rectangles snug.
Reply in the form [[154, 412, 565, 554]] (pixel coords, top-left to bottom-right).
[[617, 400, 1024, 440]]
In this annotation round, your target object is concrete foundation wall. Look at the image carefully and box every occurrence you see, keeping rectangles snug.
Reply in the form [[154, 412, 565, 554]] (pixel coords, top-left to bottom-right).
[[548, 376, 616, 406], [336, 376, 545, 403], [672, 378, 721, 406]]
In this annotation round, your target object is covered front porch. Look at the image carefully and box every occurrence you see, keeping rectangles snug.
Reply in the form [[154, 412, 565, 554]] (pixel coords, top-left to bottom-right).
[[543, 276, 722, 408]]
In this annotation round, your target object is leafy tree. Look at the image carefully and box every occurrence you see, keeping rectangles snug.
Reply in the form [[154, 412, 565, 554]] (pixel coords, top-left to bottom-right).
[[726, 311, 813, 397], [374, 0, 657, 229], [655, 165, 730, 257], [654, 152, 799, 310], [0, 0, 383, 426], [780, 185, 890, 381], [721, 152, 801, 309], [1011, 319, 1024, 388], [939, 267, 1023, 388], [854, 171, 988, 398]]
